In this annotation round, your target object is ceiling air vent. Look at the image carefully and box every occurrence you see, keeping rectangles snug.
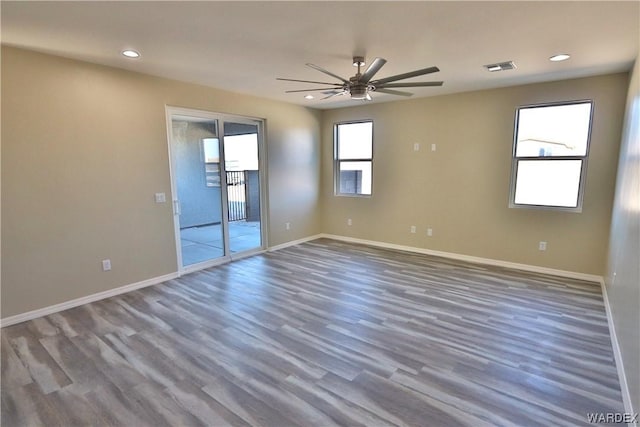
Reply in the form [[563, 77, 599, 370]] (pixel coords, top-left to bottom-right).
[[484, 61, 517, 72]]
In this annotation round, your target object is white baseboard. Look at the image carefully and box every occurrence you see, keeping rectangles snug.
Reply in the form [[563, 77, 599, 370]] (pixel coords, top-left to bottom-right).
[[0, 272, 179, 328], [319, 233, 603, 283], [0, 233, 604, 330], [601, 282, 637, 426], [1, 234, 321, 328], [268, 234, 324, 252]]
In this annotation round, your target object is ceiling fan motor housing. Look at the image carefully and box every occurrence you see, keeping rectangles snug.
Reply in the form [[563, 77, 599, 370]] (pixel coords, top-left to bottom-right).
[[351, 85, 369, 99], [349, 75, 368, 99]]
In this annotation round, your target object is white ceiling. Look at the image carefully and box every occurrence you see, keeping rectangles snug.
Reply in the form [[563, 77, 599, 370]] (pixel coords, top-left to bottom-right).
[[2, 1, 638, 109]]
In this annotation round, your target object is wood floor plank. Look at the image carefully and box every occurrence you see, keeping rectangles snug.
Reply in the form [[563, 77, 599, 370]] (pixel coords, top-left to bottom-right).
[[353, 370, 496, 427], [130, 382, 206, 427], [83, 382, 166, 427], [1, 383, 52, 426], [164, 379, 251, 427], [45, 387, 111, 427], [281, 374, 396, 427], [201, 373, 305, 427], [38, 334, 114, 395], [5, 333, 72, 394], [1, 238, 625, 426], [68, 332, 150, 392], [1, 335, 32, 389]]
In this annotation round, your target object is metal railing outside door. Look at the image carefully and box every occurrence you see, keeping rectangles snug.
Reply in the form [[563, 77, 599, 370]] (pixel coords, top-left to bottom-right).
[[226, 171, 247, 221]]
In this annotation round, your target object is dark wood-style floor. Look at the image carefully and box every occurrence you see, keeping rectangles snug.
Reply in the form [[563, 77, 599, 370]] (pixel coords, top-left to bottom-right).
[[1, 239, 624, 426]]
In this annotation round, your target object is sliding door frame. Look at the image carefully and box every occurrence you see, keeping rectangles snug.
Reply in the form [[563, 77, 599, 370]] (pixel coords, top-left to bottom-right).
[[165, 106, 268, 274]]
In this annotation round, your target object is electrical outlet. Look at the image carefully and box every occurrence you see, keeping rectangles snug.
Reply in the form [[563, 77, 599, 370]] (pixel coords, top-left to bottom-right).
[[410, 225, 416, 233], [413, 143, 420, 151], [102, 259, 112, 271], [285, 222, 290, 230], [427, 228, 433, 236], [538, 241, 547, 251], [347, 218, 352, 226], [431, 143, 437, 152], [154, 192, 166, 203]]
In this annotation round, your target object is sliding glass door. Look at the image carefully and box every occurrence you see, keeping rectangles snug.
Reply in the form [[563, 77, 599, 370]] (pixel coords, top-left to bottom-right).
[[223, 121, 262, 253], [167, 108, 265, 271], [169, 114, 226, 267]]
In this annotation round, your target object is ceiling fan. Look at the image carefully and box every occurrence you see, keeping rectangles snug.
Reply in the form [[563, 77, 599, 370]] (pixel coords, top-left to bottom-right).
[[277, 56, 443, 101]]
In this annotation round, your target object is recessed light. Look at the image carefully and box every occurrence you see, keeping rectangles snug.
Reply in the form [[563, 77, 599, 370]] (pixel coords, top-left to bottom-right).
[[550, 54, 570, 62], [487, 65, 502, 72], [304, 95, 314, 100], [121, 50, 140, 59]]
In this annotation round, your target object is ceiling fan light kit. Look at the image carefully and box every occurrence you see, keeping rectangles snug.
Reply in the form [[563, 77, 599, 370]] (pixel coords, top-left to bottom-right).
[[349, 84, 368, 100], [278, 56, 443, 101]]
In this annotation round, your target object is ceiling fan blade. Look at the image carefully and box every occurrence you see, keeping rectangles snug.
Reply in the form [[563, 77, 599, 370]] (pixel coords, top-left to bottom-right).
[[285, 87, 344, 93], [372, 66, 440, 85], [377, 81, 444, 88], [277, 77, 343, 86], [375, 88, 414, 97], [360, 57, 387, 83], [306, 63, 349, 84], [322, 91, 347, 100]]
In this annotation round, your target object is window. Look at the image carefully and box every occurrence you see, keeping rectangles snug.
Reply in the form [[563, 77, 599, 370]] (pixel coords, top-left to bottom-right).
[[203, 138, 221, 187], [334, 121, 373, 196], [510, 100, 593, 211]]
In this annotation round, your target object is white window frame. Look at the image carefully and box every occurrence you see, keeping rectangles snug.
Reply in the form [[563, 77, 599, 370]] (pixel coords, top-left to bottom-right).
[[334, 120, 374, 197], [509, 100, 594, 212]]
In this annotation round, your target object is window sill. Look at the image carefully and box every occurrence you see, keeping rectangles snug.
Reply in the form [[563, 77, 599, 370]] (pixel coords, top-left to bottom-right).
[[334, 193, 372, 198]]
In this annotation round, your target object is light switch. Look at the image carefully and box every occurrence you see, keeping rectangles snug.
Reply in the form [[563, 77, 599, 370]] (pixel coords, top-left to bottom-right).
[[155, 192, 166, 203]]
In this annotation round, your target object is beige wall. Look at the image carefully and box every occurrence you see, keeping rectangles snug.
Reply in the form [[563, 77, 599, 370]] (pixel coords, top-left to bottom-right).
[[606, 56, 640, 413], [1, 46, 322, 318], [0, 45, 632, 326], [321, 73, 629, 275]]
